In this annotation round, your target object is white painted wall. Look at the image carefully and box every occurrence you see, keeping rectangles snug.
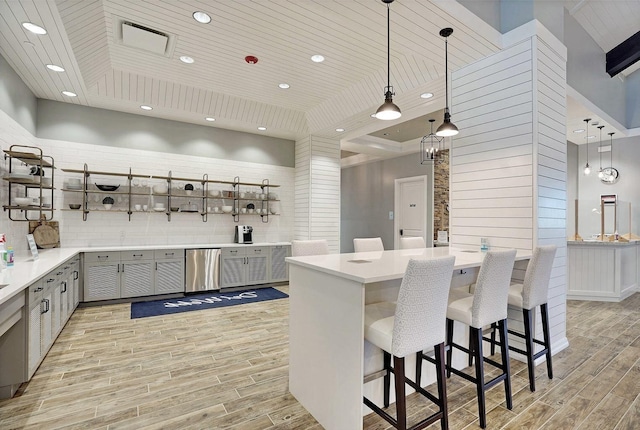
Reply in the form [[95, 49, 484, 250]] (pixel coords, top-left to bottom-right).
[[0, 110, 294, 253]]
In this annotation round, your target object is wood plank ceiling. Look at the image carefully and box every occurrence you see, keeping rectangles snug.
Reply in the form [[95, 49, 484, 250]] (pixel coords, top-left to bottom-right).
[[0, 0, 500, 141], [0, 1, 636, 148]]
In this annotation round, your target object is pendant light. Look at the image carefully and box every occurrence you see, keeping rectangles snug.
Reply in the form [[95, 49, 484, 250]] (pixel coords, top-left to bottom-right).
[[583, 118, 591, 175], [436, 28, 458, 137], [374, 0, 401, 120], [597, 125, 605, 179], [420, 119, 443, 164]]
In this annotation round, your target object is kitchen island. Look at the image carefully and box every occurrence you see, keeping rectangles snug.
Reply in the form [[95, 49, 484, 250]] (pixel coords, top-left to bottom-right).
[[286, 247, 532, 430]]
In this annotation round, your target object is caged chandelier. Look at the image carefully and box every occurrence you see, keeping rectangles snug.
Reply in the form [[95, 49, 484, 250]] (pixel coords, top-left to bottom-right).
[[420, 119, 444, 164]]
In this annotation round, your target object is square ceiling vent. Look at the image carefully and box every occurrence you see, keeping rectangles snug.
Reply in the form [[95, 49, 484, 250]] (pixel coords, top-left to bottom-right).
[[121, 21, 169, 55]]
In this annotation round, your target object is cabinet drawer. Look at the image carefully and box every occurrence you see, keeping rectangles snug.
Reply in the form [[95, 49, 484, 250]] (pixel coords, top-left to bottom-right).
[[27, 280, 44, 305], [221, 247, 246, 257], [247, 246, 267, 256], [154, 249, 184, 260], [84, 252, 120, 263], [121, 250, 153, 261]]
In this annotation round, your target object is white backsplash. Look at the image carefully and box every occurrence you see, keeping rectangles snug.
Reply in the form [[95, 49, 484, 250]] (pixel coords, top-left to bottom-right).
[[0, 110, 294, 252]]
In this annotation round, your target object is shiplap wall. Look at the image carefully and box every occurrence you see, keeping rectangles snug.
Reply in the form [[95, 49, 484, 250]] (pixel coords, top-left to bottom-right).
[[295, 136, 340, 252], [450, 27, 568, 355], [0, 110, 294, 252]]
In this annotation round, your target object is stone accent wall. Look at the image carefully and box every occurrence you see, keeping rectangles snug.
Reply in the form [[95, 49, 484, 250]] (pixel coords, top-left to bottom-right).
[[433, 149, 449, 240]]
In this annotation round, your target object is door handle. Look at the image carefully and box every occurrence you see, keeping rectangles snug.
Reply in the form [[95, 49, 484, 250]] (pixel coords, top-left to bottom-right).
[[400, 229, 403, 236], [61, 282, 67, 293], [74, 271, 79, 280]]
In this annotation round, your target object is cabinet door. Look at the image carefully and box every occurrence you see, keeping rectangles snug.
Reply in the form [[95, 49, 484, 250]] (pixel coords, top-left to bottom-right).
[[28, 300, 42, 377], [120, 261, 154, 298], [84, 262, 120, 301], [156, 260, 184, 294], [270, 245, 290, 282], [60, 280, 69, 325], [220, 256, 246, 288], [40, 292, 53, 353], [52, 283, 61, 337], [246, 247, 268, 285]]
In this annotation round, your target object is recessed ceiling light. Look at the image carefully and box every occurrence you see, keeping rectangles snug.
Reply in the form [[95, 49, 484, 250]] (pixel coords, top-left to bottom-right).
[[587, 135, 595, 139], [278, 83, 290, 89], [205, 117, 215, 122], [140, 105, 153, 110], [46, 64, 65, 72], [336, 128, 345, 132], [370, 113, 376, 118], [420, 92, 433, 99], [573, 129, 585, 133], [179, 56, 194, 64], [192, 11, 211, 24], [22, 22, 47, 35], [257, 126, 267, 131], [311, 54, 325, 63], [61, 90, 77, 97]]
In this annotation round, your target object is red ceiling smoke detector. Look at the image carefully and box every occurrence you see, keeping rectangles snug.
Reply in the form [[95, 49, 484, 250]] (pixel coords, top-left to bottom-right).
[[245, 55, 259, 64]]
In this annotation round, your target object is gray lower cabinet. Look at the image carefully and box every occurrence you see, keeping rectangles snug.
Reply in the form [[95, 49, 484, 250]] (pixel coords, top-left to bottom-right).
[[220, 246, 269, 288], [84, 249, 185, 301], [220, 245, 290, 288], [26, 257, 82, 379], [154, 249, 185, 294]]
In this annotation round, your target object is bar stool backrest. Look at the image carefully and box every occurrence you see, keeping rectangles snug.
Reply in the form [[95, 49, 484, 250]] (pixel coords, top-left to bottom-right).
[[522, 245, 557, 309], [471, 249, 517, 328], [354, 237, 384, 252], [291, 240, 330, 257], [392, 256, 456, 358], [400, 237, 426, 249]]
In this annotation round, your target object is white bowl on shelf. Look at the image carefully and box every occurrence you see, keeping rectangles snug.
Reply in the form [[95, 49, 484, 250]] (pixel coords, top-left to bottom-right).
[[221, 205, 233, 213], [103, 204, 113, 210], [14, 197, 31, 206], [152, 184, 168, 194], [154, 207, 165, 212]]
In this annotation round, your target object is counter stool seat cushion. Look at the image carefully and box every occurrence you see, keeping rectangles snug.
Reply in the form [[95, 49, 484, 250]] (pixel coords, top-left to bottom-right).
[[447, 296, 475, 326], [448, 288, 472, 305], [507, 283, 524, 308], [364, 302, 397, 353]]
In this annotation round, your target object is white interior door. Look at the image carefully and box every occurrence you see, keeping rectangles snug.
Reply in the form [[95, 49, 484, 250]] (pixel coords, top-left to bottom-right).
[[394, 176, 429, 249]]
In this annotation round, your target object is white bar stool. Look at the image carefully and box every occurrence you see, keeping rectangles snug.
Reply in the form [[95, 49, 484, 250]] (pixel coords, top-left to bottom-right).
[[399, 237, 425, 249], [364, 256, 455, 430], [291, 239, 329, 256], [445, 249, 516, 429], [490, 245, 557, 392], [354, 237, 384, 252]]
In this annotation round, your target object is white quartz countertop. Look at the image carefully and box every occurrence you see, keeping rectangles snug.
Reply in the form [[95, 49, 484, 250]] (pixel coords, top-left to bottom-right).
[[0, 242, 290, 306], [286, 247, 532, 284], [567, 240, 639, 246]]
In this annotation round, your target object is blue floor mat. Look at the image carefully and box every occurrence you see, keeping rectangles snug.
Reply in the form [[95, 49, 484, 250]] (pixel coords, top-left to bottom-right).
[[131, 287, 288, 319]]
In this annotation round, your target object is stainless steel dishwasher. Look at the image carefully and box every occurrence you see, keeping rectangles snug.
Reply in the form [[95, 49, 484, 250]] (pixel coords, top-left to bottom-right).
[[185, 249, 221, 292]]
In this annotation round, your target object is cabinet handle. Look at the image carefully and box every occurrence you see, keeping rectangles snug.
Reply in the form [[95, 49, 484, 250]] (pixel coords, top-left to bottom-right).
[[133, 254, 143, 258], [117, 264, 120, 273], [41, 299, 49, 314], [97, 255, 109, 259], [56, 271, 63, 276], [35, 286, 43, 292], [230, 250, 237, 254], [121, 264, 125, 273], [46, 278, 55, 283], [74, 271, 79, 280], [64, 266, 70, 270], [40, 300, 46, 314], [61, 282, 67, 293], [254, 249, 261, 253], [156, 262, 158, 270], [165, 252, 174, 256]]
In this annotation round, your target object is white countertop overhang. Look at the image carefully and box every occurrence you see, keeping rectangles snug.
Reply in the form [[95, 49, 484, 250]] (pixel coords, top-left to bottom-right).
[[286, 247, 532, 284]]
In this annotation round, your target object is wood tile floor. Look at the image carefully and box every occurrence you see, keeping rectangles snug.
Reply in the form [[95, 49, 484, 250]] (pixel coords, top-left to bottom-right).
[[1, 288, 639, 429]]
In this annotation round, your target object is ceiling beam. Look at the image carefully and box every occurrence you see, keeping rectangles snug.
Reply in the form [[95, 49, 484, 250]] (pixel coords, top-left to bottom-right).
[[606, 30, 640, 77]]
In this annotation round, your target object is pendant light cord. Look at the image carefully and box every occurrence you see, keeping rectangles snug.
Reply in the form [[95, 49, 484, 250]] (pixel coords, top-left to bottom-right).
[[445, 37, 448, 112], [387, 2, 391, 89]]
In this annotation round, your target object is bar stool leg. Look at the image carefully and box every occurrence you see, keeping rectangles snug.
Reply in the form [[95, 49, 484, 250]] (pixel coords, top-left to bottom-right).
[[393, 356, 407, 430], [471, 327, 487, 429], [498, 319, 513, 409], [523, 308, 536, 391], [541, 303, 553, 380], [490, 322, 497, 355], [468, 330, 474, 366], [415, 352, 422, 387], [383, 351, 391, 407], [434, 343, 448, 430], [446, 318, 454, 378]]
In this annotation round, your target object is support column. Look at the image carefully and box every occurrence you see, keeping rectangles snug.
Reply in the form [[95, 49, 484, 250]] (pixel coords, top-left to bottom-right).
[[449, 20, 569, 356], [295, 135, 341, 252]]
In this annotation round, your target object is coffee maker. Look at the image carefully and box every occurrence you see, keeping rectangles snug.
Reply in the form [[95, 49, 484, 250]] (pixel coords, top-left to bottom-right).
[[235, 225, 253, 244]]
